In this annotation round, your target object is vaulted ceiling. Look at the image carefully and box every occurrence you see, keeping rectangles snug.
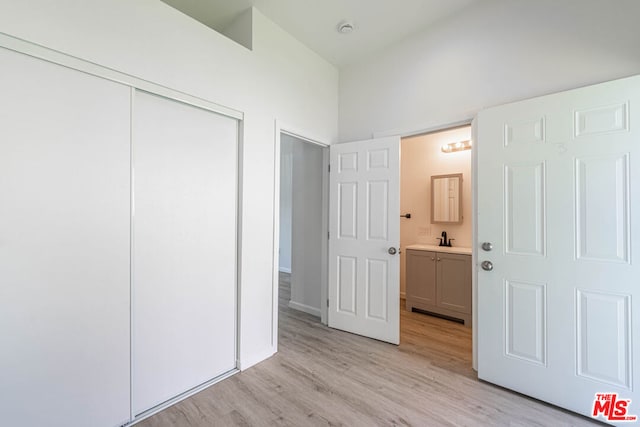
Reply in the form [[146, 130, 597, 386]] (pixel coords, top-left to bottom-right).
[[161, 0, 480, 67]]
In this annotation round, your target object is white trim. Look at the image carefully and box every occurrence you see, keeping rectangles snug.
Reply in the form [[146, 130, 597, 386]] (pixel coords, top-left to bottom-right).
[[238, 349, 277, 371], [271, 122, 282, 354], [129, 369, 239, 425], [471, 118, 479, 372], [373, 116, 474, 139], [0, 32, 243, 120], [320, 147, 330, 326], [279, 123, 333, 148], [279, 267, 292, 274], [129, 87, 136, 422], [281, 130, 329, 148], [288, 300, 322, 318], [235, 121, 244, 372]]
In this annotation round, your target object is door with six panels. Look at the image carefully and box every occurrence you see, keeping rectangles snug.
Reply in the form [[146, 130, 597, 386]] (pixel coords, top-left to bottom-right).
[[477, 75, 640, 423]]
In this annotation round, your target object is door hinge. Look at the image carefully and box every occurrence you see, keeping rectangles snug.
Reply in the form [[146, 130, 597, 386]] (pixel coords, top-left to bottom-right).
[[327, 298, 329, 308], [327, 231, 330, 239], [328, 164, 331, 173]]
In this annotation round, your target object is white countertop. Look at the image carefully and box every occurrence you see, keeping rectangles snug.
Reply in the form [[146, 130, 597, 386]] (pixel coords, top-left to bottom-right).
[[405, 244, 472, 255]]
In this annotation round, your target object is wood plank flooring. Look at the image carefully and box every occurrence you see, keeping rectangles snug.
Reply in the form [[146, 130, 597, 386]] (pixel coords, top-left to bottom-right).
[[139, 273, 601, 426]]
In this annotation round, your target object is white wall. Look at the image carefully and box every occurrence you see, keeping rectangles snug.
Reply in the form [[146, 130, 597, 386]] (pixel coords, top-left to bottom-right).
[[0, 0, 338, 369], [279, 137, 293, 273], [339, 0, 640, 141], [400, 126, 472, 296], [289, 136, 324, 317]]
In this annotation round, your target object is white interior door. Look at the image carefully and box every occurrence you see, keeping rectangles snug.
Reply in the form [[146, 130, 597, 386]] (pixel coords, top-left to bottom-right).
[[477, 75, 640, 423], [132, 91, 237, 415], [328, 136, 400, 344], [0, 48, 131, 426]]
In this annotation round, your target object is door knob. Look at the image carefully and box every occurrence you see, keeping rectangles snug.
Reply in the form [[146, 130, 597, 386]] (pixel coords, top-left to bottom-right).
[[481, 242, 493, 251], [388, 247, 397, 255], [481, 260, 494, 271]]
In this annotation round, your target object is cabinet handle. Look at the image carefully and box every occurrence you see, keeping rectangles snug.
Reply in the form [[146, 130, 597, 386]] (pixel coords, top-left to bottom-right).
[[431, 257, 435, 261], [437, 258, 441, 261]]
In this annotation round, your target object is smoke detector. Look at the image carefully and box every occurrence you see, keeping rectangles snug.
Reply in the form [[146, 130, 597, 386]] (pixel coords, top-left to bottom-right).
[[337, 21, 355, 34]]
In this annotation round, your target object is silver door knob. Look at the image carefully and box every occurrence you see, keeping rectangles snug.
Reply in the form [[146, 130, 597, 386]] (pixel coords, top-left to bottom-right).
[[388, 247, 397, 255], [481, 260, 494, 271], [481, 242, 493, 251]]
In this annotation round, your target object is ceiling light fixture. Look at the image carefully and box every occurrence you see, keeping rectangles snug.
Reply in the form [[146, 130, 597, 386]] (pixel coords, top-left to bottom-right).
[[337, 21, 355, 34], [441, 140, 472, 153]]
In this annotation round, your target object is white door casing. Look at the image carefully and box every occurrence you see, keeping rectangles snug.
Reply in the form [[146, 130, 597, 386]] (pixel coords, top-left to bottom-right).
[[477, 75, 639, 423], [328, 136, 400, 344]]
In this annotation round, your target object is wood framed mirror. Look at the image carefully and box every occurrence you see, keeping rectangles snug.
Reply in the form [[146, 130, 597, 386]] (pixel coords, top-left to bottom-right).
[[431, 173, 463, 224]]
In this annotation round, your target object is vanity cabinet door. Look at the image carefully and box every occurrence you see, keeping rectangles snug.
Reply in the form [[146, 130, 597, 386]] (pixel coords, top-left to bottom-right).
[[436, 253, 471, 315], [405, 249, 436, 310]]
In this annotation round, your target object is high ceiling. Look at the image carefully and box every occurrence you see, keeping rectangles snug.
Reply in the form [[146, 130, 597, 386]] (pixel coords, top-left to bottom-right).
[[161, 0, 480, 67]]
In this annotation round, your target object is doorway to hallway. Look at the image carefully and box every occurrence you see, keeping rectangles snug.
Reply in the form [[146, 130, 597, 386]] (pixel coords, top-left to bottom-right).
[[278, 132, 328, 323]]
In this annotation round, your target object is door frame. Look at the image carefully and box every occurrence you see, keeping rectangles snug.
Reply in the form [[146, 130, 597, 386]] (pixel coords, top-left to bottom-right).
[[274, 116, 478, 365], [374, 117, 477, 369], [272, 121, 330, 351]]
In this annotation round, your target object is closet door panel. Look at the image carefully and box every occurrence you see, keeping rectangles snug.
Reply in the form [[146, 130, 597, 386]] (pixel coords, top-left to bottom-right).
[[132, 91, 237, 415], [0, 48, 131, 426]]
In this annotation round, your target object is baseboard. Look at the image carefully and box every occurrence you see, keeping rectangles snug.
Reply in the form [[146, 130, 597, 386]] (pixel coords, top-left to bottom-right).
[[288, 300, 321, 318], [279, 267, 291, 274], [238, 347, 277, 371]]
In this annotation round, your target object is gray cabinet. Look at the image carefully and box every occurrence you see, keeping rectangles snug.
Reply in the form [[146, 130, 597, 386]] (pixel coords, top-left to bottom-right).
[[406, 249, 471, 326]]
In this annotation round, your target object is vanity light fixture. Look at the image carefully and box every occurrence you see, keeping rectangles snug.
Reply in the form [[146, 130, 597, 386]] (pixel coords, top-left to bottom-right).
[[441, 139, 472, 153]]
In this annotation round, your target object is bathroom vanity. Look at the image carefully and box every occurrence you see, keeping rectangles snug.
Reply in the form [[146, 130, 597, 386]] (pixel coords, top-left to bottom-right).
[[405, 244, 472, 326]]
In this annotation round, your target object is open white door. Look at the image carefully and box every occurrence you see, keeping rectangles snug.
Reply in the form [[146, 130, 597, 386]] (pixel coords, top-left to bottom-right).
[[477, 75, 640, 424], [328, 136, 400, 344]]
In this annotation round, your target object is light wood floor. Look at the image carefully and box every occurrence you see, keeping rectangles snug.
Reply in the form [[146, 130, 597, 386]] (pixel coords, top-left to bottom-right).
[[139, 273, 601, 426]]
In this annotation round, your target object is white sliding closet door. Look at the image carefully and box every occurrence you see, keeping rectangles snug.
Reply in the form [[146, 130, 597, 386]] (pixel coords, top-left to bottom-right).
[[132, 91, 237, 415], [0, 48, 131, 426]]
